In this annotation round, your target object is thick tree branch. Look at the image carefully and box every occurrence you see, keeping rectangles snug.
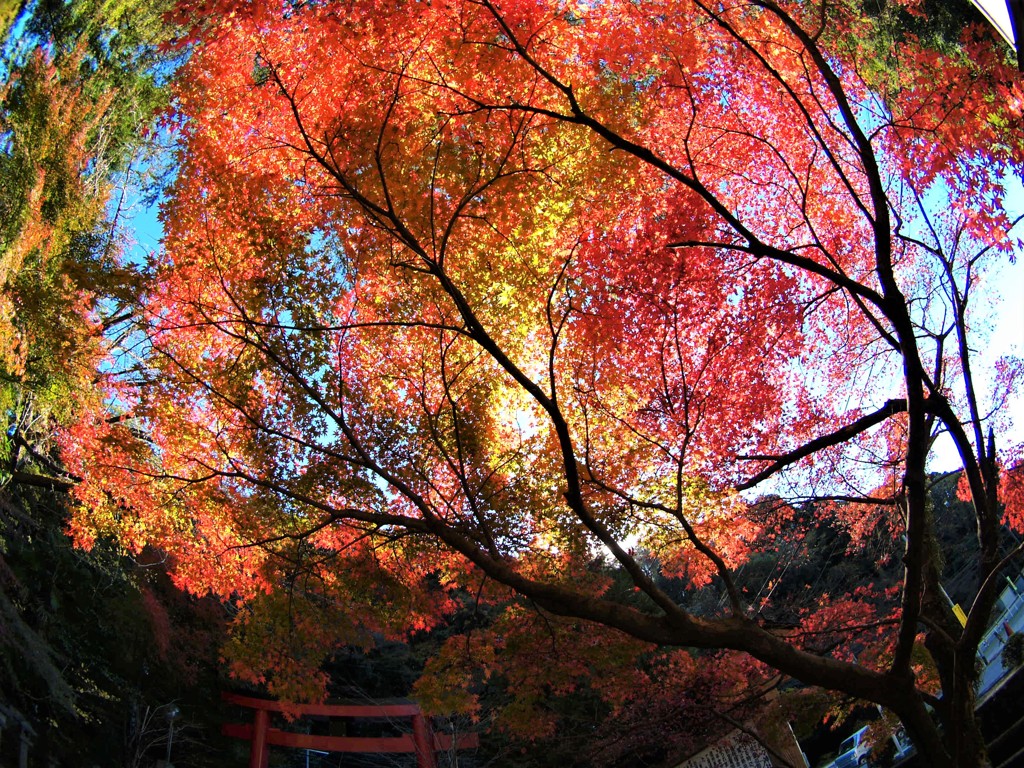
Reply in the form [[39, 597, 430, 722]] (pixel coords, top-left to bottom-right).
[[737, 399, 907, 490]]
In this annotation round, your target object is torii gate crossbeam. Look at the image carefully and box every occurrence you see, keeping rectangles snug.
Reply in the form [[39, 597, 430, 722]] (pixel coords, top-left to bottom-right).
[[221, 692, 479, 768]]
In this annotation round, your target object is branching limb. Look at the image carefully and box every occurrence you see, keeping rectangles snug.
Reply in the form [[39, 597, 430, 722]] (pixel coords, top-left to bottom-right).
[[737, 399, 907, 490]]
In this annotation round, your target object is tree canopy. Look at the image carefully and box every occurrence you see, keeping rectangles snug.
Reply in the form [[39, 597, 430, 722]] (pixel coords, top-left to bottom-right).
[[49, 0, 1024, 766], [0, 3, 232, 765]]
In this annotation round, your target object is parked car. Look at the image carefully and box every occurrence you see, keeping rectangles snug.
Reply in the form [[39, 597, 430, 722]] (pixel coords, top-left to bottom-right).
[[825, 724, 917, 768], [833, 726, 871, 767], [886, 727, 916, 765]]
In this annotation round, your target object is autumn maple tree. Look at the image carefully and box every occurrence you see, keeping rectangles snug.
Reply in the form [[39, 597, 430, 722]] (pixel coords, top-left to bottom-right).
[[61, 0, 1024, 765], [0, 2, 241, 765]]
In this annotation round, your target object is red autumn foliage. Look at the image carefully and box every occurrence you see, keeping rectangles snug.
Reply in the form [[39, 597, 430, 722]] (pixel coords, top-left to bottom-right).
[[58, 1, 1024, 766]]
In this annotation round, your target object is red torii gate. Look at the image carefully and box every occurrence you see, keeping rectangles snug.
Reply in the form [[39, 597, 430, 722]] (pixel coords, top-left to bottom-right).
[[222, 692, 479, 768]]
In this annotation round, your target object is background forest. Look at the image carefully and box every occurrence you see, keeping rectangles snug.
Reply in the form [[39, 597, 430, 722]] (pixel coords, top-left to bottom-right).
[[0, 0, 1022, 766]]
